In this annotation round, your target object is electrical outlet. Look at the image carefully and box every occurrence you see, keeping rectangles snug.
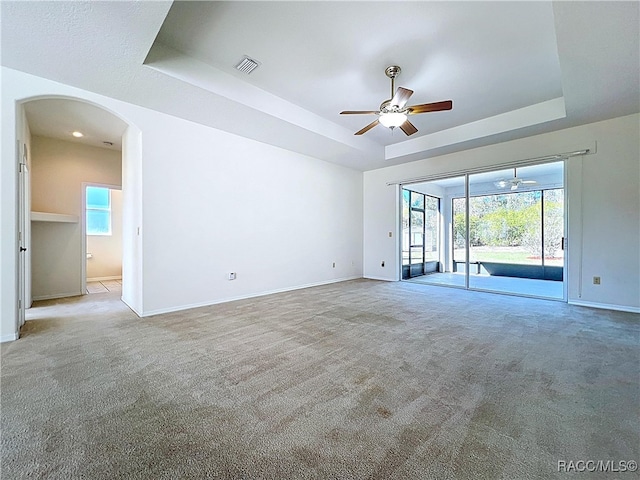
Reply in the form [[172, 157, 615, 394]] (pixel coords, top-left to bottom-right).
[[332, 262, 336, 268], [228, 272, 236, 280], [388, 231, 393, 237], [593, 276, 601, 285]]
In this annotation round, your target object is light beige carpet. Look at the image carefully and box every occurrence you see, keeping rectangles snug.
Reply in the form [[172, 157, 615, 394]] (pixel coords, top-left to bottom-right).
[[1, 279, 638, 479]]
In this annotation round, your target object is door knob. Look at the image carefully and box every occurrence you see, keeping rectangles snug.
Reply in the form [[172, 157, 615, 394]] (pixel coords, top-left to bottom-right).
[[20, 247, 27, 252]]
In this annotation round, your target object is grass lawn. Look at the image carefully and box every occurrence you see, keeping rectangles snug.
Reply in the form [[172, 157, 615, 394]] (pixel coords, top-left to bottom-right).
[[455, 247, 564, 266]]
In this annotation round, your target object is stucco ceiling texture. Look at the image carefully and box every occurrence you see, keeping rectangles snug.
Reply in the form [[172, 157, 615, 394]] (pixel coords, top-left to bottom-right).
[[1, 1, 638, 170]]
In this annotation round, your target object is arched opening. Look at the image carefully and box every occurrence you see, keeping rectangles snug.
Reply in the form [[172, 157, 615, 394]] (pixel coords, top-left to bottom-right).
[[16, 96, 142, 333]]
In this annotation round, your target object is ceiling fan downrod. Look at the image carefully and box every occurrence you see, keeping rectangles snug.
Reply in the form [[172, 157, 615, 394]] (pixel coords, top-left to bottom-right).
[[385, 65, 401, 103]]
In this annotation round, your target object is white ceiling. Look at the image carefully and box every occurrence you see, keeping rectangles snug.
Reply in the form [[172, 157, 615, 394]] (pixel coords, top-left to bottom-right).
[[24, 99, 127, 151], [154, 1, 562, 144], [1, 1, 638, 171]]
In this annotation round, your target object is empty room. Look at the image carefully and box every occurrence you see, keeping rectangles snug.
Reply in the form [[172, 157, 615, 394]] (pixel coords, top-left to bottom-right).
[[1, 2, 638, 479]]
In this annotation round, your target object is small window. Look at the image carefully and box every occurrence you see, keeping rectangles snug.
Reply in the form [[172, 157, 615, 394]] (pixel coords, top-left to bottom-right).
[[86, 186, 111, 235]]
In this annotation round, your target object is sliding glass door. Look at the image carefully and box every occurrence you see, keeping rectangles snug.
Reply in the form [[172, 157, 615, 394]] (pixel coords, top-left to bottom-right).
[[465, 164, 564, 298], [401, 161, 565, 300]]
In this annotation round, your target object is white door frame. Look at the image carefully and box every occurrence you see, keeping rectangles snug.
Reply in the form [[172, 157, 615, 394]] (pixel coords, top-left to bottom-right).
[[562, 158, 569, 302], [17, 142, 31, 328], [81, 182, 122, 292]]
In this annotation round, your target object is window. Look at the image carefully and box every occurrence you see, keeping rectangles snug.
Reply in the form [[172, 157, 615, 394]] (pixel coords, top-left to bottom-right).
[[402, 188, 440, 278], [86, 186, 111, 235]]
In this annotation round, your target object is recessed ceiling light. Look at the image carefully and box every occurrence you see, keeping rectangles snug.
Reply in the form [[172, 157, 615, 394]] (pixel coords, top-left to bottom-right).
[[72, 131, 84, 138]]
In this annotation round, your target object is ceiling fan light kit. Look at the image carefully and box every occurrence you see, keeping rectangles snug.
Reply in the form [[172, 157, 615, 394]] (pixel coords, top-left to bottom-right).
[[340, 65, 453, 136], [379, 112, 407, 128], [494, 168, 538, 191]]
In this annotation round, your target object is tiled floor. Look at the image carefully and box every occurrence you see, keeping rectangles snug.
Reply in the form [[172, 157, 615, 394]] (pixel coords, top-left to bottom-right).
[[86, 279, 122, 294]]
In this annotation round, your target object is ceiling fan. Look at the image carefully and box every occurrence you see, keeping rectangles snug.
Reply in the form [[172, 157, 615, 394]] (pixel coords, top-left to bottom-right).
[[494, 168, 537, 191], [340, 66, 453, 136]]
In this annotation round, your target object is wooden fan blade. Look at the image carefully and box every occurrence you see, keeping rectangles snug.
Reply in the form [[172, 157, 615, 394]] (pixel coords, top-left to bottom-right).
[[340, 110, 379, 115], [391, 87, 414, 108], [399, 119, 418, 136], [408, 100, 453, 114], [355, 119, 379, 135]]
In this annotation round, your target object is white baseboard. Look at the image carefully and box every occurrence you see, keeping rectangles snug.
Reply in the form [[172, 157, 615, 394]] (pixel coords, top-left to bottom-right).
[[1, 332, 19, 343], [32, 291, 83, 302], [569, 300, 640, 314], [121, 296, 142, 318], [141, 276, 362, 317], [87, 276, 122, 282]]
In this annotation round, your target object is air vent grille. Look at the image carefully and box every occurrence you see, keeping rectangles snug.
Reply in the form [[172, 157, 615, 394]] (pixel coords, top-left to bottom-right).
[[235, 56, 260, 74]]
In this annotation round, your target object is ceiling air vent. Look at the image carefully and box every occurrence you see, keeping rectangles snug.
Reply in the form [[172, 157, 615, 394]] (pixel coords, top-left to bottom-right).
[[235, 56, 261, 74]]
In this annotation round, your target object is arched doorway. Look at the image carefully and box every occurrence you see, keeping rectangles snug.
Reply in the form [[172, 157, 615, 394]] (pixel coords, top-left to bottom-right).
[[16, 96, 142, 332]]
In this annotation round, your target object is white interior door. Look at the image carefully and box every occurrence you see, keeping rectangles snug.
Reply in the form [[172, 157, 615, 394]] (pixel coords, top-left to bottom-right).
[[18, 144, 31, 328]]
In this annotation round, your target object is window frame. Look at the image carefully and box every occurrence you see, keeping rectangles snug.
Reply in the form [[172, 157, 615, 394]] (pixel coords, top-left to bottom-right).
[[402, 188, 441, 274]]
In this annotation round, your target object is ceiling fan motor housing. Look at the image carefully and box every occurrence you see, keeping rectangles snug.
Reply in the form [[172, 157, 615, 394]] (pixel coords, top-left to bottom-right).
[[380, 99, 401, 113]]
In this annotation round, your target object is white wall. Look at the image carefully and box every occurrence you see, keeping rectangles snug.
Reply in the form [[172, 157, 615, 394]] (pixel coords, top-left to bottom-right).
[[30, 136, 122, 214], [1, 67, 363, 341], [140, 112, 363, 315], [29, 136, 121, 300], [30, 221, 81, 300], [87, 189, 123, 280], [364, 113, 640, 312], [120, 126, 143, 314]]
